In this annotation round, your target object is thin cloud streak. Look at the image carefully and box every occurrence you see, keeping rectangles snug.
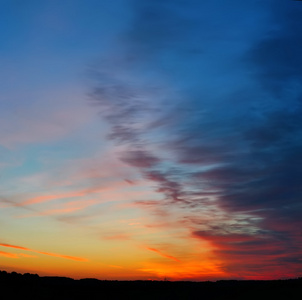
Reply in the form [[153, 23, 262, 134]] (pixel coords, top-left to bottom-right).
[[0, 251, 19, 259], [0, 243, 88, 262], [18, 199, 98, 218], [19, 189, 99, 207], [90, 0, 302, 278], [146, 247, 180, 262]]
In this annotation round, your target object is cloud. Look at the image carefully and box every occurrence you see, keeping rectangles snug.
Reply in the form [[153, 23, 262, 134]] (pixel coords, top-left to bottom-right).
[[0, 243, 88, 262], [18, 199, 98, 218], [192, 230, 302, 278], [146, 247, 180, 262], [101, 233, 131, 241], [90, 0, 302, 278], [108, 265, 123, 269], [0, 251, 19, 259], [0, 251, 37, 259], [37, 251, 87, 262], [0, 243, 29, 251], [20, 192, 84, 206], [18, 253, 37, 258], [120, 150, 160, 168]]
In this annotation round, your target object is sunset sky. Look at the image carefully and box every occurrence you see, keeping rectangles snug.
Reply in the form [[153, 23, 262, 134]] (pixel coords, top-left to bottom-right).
[[1, 0, 302, 281]]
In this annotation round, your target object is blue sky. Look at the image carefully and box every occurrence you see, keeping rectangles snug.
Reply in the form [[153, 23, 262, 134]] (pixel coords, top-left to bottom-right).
[[0, 0, 301, 280]]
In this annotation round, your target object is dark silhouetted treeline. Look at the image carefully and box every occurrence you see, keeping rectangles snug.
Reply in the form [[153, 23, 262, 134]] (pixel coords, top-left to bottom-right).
[[0, 270, 301, 300]]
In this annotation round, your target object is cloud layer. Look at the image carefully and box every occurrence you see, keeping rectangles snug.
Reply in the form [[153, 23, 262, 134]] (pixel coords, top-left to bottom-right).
[[90, 0, 302, 278]]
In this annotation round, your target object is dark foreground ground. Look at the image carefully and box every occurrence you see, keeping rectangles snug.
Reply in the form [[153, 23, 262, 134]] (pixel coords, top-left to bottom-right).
[[1, 270, 301, 300]]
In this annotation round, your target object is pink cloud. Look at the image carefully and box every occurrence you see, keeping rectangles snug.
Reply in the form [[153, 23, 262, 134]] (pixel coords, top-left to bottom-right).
[[40, 199, 97, 215], [16, 199, 98, 218], [19, 190, 96, 206]]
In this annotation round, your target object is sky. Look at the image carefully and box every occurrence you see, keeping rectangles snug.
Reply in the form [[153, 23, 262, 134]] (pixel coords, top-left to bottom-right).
[[0, 0, 302, 281]]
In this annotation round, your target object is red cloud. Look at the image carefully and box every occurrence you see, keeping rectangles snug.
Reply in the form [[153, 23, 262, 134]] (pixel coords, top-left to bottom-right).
[[192, 231, 302, 279]]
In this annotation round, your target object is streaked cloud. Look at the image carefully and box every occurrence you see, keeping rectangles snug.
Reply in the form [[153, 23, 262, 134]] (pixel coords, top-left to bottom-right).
[[18, 199, 98, 218], [102, 233, 131, 241], [146, 247, 180, 262], [0, 251, 19, 259], [0, 243, 87, 262]]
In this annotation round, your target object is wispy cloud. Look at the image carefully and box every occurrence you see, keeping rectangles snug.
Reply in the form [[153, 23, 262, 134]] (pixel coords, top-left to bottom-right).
[[146, 247, 180, 262], [0, 250, 19, 259], [0, 243, 88, 262], [17, 199, 98, 218], [19, 189, 98, 207], [102, 233, 131, 241], [18, 253, 37, 258]]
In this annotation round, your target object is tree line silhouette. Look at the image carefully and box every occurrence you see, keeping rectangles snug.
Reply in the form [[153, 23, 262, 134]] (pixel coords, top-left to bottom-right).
[[0, 270, 301, 299]]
